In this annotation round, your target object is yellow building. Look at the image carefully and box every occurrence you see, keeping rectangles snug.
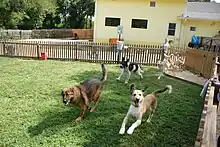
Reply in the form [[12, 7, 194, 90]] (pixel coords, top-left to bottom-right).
[[179, 2, 220, 47], [93, 0, 220, 47]]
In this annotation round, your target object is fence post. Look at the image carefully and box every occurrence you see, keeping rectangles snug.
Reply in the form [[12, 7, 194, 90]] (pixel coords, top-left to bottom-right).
[[209, 39, 213, 51], [75, 42, 78, 61], [117, 50, 121, 64], [3, 42, 6, 55], [200, 53, 206, 77], [217, 57, 220, 79], [37, 43, 40, 59], [19, 30, 22, 39], [161, 46, 164, 60]]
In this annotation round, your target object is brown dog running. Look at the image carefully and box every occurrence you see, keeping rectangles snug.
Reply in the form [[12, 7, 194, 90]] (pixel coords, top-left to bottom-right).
[[61, 63, 107, 121]]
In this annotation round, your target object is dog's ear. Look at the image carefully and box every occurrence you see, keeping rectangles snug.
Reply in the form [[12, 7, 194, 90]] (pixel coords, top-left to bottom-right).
[[142, 86, 148, 93], [61, 89, 64, 97], [130, 84, 135, 94], [61, 88, 67, 96]]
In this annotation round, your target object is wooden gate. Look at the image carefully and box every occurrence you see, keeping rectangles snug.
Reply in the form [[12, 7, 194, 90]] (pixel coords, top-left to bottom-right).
[[184, 49, 216, 78]]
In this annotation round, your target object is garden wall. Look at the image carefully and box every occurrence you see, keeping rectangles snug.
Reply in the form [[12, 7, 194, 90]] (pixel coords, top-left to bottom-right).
[[0, 29, 93, 40]]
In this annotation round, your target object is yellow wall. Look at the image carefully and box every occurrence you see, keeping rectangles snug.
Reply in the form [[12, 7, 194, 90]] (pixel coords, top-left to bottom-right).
[[182, 20, 220, 47], [94, 0, 186, 45]]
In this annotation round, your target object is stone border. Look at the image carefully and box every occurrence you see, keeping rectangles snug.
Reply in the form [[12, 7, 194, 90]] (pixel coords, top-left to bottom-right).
[[194, 81, 212, 147]]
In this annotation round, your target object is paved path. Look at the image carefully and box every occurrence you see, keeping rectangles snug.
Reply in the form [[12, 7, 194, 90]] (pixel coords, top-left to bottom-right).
[[165, 70, 207, 86]]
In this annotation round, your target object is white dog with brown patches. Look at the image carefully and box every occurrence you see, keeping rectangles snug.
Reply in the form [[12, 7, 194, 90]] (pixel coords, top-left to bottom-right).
[[119, 84, 172, 135]]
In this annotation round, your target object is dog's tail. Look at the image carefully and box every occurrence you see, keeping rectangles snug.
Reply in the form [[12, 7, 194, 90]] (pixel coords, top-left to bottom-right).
[[152, 85, 172, 96], [100, 63, 107, 82]]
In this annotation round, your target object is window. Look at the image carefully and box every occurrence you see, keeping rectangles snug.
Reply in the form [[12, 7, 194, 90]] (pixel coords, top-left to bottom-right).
[[105, 17, 120, 27], [150, 1, 156, 7], [168, 23, 176, 36], [131, 19, 148, 29], [190, 26, 196, 31]]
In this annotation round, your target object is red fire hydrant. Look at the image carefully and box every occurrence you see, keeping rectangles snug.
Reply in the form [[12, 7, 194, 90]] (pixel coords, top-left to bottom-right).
[[41, 51, 47, 60]]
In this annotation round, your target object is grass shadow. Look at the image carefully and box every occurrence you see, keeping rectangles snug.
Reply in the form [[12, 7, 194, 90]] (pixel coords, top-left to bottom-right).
[[27, 108, 80, 137]]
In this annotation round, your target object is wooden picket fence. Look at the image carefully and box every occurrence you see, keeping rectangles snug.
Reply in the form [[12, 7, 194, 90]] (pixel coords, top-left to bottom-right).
[[1, 40, 218, 79], [0, 40, 184, 65], [184, 49, 217, 78]]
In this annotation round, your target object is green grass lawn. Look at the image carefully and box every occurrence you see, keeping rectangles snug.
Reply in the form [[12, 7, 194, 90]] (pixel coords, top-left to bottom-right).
[[0, 57, 204, 147]]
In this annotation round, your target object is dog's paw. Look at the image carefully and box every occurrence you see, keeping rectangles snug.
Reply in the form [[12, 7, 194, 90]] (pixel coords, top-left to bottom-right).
[[90, 106, 96, 112], [147, 119, 151, 123], [119, 127, 125, 135], [125, 81, 128, 84], [75, 117, 83, 121], [88, 106, 92, 110], [127, 128, 134, 135]]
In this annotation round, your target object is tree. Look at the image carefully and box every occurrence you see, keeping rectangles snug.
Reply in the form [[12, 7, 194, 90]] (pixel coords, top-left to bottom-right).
[[19, 0, 57, 29], [67, 0, 95, 28], [55, 0, 71, 28], [0, 0, 57, 29], [0, 0, 95, 29], [0, 0, 26, 29]]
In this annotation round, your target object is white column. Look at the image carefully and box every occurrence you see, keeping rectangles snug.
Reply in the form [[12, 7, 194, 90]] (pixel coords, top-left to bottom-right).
[[179, 19, 187, 48]]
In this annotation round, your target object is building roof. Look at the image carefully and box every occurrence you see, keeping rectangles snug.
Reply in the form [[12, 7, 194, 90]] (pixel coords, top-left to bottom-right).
[[179, 2, 220, 21]]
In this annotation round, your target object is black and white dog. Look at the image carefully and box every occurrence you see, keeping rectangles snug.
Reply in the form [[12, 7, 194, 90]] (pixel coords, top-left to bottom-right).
[[116, 57, 144, 83]]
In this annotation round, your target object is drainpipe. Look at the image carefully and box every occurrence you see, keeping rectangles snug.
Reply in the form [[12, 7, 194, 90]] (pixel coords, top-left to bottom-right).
[[178, 19, 183, 47], [179, 19, 184, 48]]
